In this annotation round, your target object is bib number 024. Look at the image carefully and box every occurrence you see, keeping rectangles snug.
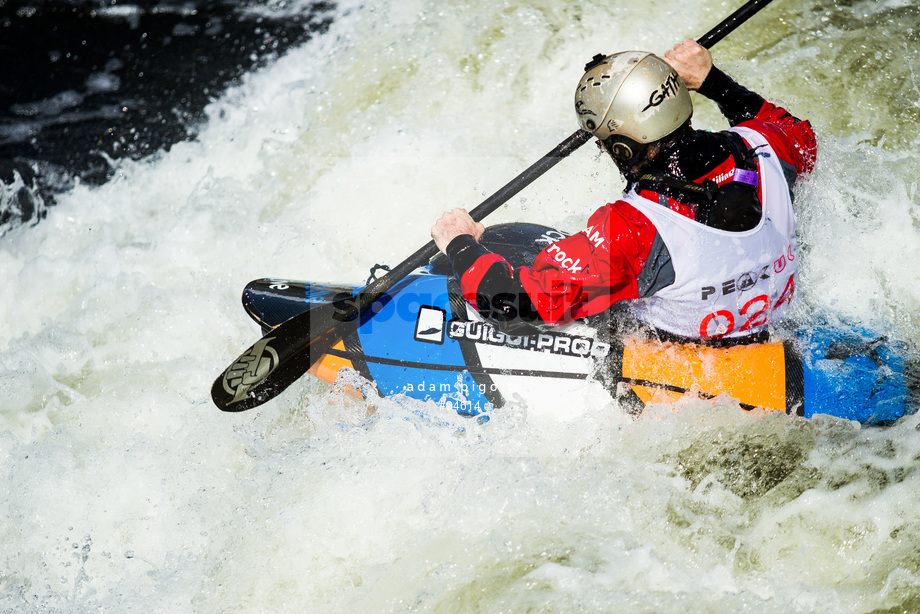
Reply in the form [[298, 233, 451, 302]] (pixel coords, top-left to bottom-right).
[[699, 274, 794, 339]]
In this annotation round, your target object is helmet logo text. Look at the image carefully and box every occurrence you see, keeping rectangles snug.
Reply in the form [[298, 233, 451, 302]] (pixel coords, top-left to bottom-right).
[[641, 73, 681, 113]]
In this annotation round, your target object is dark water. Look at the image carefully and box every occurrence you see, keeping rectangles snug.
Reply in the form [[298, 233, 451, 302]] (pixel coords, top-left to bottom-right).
[[0, 0, 335, 228], [3, 1, 920, 610]]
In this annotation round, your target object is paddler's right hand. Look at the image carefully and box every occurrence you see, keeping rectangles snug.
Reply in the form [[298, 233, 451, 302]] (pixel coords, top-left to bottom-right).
[[431, 208, 485, 254], [663, 38, 712, 91]]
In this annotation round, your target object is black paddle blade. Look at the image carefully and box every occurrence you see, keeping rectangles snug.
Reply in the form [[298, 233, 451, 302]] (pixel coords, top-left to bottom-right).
[[211, 301, 343, 411]]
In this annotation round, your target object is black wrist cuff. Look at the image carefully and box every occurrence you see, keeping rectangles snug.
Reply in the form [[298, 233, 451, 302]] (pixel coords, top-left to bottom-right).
[[445, 234, 489, 275], [697, 65, 731, 101]]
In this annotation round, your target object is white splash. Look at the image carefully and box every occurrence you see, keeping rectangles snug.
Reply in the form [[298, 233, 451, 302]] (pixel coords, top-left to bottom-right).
[[2, 0, 920, 611]]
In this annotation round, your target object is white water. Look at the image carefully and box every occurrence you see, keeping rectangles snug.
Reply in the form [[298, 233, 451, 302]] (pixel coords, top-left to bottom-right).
[[3, 0, 920, 611]]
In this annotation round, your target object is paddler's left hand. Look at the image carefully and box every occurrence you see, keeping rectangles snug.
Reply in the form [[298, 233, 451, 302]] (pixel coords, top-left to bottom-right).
[[431, 208, 485, 254]]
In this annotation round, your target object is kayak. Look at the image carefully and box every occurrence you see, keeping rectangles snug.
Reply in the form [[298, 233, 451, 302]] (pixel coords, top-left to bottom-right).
[[241, 223, 917, 425]]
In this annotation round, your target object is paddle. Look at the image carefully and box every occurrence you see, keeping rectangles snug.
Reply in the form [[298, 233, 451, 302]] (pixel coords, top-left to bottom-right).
[[212, 0, 777, 412]]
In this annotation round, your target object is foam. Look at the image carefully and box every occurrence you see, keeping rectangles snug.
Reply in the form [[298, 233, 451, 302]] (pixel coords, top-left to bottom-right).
[[2, 0, 920, 610]]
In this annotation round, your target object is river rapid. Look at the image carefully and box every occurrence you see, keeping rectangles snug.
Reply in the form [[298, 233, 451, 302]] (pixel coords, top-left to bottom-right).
[[2, 0, 920, 611]]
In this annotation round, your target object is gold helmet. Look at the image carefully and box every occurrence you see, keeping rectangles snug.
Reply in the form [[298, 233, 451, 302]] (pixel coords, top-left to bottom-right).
[[575, 51, 692, 158]]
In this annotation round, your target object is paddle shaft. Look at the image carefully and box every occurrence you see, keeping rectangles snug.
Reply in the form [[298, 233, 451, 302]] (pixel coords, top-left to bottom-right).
[[697, 0, 776, 48]]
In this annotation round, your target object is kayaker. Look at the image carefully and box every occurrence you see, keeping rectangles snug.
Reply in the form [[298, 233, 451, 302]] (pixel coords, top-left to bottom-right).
[[431, 39, 816, 343]]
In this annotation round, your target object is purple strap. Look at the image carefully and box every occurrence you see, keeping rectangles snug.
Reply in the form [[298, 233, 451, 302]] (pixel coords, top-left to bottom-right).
[[733, 168, 759, 187]]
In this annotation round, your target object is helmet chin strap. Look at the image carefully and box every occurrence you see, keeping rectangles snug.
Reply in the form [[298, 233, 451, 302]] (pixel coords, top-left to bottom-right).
[[615, 151, 648, 180], [603, 135, 643, 161], [604, 120, 695, 181], [602, 137, 657, 180]]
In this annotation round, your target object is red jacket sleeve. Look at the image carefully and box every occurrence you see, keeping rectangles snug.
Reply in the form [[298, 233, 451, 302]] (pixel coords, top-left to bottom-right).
[[698, 66, 816, 178], [738, 101, 817, 176], [513, 201, 657, 325]]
